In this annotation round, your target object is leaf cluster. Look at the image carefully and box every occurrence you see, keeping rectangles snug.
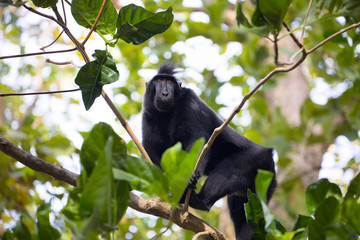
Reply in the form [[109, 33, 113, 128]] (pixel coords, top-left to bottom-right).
[[246, 170, 360, 240]]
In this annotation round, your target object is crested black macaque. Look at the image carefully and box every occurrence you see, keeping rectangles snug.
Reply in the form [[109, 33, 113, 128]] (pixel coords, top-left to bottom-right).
[[142, 63, 277, 240]]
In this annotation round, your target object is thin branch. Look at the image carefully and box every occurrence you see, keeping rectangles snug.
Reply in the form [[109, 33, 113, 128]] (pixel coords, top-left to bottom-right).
[[40, 30, 64, 51], [82, 0, 108, 45], [23, 5, 61, 25], [45, 59, 82, 68], [0, 48, 77, 60], [0, 88, 80, 97], [307, 21, 360, 54], [101, 90, 153, 164], [301, 0, 313, 44], [0, 136, 228, 240]]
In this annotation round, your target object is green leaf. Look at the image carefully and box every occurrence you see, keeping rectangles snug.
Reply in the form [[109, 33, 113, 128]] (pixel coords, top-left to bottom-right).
[[80, 137, 114, 222], [305, 178, 342, 215], [291, 214, 312, 231], [314, 196, 341, 227], [236, 2, 252, 28], [343, 198, 360, 234], [115, 4, 173, 45], [71, 0, 117, 35], [12, 216, 31, 240], [245, 189, 266, 235], [113, 155, 169, 202], [36, 203, 61, 240], [161, 139, 204, 207], [291, 214, 312, 240], [32, 0, 57, 8], [345, 172, 360, 200], [257, 0, 292, 35], [255, 170, 274, 203], [324, 223, 358, 240], [80, 122, 126, 177], [75, 50, 119, 110]]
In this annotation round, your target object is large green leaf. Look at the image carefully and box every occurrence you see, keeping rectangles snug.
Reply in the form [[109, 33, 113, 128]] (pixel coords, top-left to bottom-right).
[[79, 137, 113, 224], [245, 189, 266, 235], [255, 169, 274, 203], [257, 0, 293, 34], [115, 4, 173, 45], [75, 50, 119, 110], [80, 122, 126, 177], [71, 0, 117, 35], [36, 203, 61, 240], [305, 178, 342, 215], [113, 155, 169, 202], [161, 139, 204, 207], [314, 196, 341, 227]]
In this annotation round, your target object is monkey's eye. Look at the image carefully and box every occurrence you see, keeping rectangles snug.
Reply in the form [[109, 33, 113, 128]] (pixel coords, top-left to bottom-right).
[[167, 80, 172, 84], [157, 79, 163, 83]]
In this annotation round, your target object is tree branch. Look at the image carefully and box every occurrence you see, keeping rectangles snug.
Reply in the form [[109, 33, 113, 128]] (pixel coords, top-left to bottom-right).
[[0, 136, 227, 240], [0, 136, 78, 186]]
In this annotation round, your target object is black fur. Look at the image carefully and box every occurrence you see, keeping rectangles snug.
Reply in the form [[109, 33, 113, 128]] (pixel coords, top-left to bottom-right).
[[142, 63, 277, 240]]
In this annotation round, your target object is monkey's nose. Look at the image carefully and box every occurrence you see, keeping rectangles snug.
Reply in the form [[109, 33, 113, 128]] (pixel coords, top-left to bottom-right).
[[162, 91, 168, 96]]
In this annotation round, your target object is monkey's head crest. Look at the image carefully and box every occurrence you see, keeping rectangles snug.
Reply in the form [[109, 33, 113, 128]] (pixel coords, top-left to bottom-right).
[[149, 62, 182, 87]]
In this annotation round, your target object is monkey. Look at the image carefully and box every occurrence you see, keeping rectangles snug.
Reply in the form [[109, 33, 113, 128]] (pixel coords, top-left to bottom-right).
[[142, 63, 276, 240]]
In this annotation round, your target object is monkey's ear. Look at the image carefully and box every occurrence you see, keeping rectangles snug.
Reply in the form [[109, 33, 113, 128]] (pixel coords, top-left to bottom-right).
[[145, 82, 148, 87], [179, 82, 182, 88]]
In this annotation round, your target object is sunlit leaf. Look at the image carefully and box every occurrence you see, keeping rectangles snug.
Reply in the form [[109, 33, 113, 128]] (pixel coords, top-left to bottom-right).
[[257, 0, 293, 34], [75, 50, 119, 110], [161, 139, 204, 207], [116, 4, 173, 45], [80, 122, 126, 176], [113, 155, 169, 202], [71, 0, 117, 35], [305, 178, 342, 214]]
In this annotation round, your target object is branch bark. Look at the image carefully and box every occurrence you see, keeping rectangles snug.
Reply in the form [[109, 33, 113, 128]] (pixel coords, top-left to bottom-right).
[[0, 136, 228, 240]]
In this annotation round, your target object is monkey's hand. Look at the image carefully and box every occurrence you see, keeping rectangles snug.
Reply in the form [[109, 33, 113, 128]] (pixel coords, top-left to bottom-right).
[[179, 172, 210, 211]]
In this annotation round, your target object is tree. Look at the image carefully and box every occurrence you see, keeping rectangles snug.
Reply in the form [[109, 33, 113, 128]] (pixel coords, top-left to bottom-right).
[[0, 0, 359, 239]]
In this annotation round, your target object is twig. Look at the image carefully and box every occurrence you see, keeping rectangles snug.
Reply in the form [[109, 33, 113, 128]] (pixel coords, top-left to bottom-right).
[[0, 48, 77, 60], [306, 21, 360, 54], [0, 88, 80, 97], [40, 30, 64, 51], [301, 0, 313, 44], [82, 0, 108, 45], [101, 90, 152, 163], [45, 59, 82, 68]]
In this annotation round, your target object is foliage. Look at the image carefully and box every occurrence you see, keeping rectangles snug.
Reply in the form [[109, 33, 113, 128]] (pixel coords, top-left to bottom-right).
[[246, 170, 360, 240], [0, 0, 360, 239]]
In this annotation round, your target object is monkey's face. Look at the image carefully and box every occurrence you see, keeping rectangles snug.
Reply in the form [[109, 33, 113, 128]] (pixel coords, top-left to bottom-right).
[[145, 77, 181, 113], [153, 78, 177, 112]]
